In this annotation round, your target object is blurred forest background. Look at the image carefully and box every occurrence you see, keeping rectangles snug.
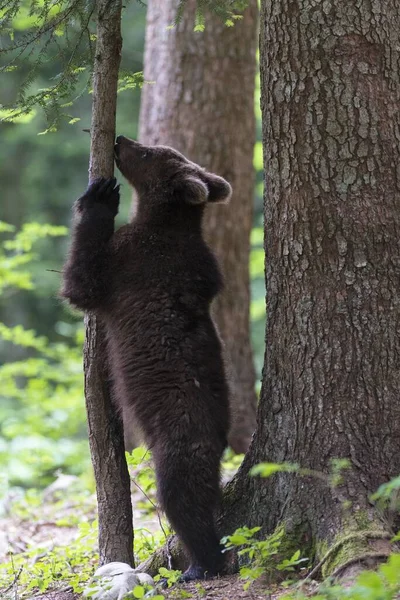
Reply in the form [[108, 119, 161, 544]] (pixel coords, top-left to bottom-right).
[[0, 1, 264, 495]]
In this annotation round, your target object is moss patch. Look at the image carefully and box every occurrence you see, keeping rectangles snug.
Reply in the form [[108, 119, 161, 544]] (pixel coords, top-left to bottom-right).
[[314, 513, 392, 578]]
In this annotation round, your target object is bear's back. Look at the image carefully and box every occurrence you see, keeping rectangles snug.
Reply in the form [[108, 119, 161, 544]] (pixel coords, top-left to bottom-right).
[[107, 222, 222, 310]]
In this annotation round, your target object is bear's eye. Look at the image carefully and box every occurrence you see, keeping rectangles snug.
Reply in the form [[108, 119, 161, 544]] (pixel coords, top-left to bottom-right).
[[142, 152, 148, 159]]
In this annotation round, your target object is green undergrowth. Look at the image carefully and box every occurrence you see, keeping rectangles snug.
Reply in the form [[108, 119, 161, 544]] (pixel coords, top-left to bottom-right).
[[0, 447, 243, 599], [225, 462, 400, 598], [222, 524, 308, 589], [0, 485, 167, 599], [0, 481, 95, 597], [283, 553, 400, 600], [222, 518, 400, 600]]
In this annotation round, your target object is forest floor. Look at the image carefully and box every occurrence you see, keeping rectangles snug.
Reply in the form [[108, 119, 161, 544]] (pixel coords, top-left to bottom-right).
[[31, 575, 298, 600], [0, 469, 307, 600], [0, 456, 306, 600], [3, 476, 397, 600], [0, 493, 299, 600]]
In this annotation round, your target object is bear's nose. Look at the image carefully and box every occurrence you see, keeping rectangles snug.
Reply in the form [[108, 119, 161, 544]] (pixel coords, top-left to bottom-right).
[[116, 135, 141, 147]]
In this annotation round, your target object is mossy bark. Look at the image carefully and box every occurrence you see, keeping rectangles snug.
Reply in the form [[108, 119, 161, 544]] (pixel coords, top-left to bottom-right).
[[319, 529, 391, 579]]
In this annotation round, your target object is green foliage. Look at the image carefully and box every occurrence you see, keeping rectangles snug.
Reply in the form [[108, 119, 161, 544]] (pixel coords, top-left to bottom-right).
[[0, 220, 67, 292], [1, 0, 96, 126], [370, 475, 400, 513], [250, 462, 299, 478], [126, 446, 174, 564], [0, 222, 89, 489], [118, 70, 145, 93], [126, 584, 165, 599], [1, 0, 144, 128], [283, 554, 400, 600], [221, 447, 245, 476], [0, 481, 172, 599], [154, 568, 183, 589], [0, 508, 98, 598], [329, 458, 351, 487], [250, 458, 351, 488], [194, 582, 207, 597], [126, 447, 157, 512], [222, 525, 308, 590]]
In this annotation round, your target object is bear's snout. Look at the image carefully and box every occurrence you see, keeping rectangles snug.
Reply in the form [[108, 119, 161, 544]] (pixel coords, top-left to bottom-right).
[[115, 135, 141, 147]]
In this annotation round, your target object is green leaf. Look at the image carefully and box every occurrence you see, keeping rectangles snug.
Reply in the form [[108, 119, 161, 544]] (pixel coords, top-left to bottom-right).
[[356, 570, 385, 592], [380, 553, 400, 585], [0, 108, 37, 123], [250, 462, 299, 478]]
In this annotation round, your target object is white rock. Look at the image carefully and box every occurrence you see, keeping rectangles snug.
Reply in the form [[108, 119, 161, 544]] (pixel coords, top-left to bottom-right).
[[84, 562, 155, 600], [135, 572, 155, 586]]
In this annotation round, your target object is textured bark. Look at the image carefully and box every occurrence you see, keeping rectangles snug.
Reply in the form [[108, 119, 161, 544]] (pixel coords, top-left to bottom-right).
[[85, 0, 134, 567], [221, 0, 400, 577], [137, 0, 258, 453]]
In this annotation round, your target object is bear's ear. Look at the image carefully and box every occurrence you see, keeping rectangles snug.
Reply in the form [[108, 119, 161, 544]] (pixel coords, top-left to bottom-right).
[[174, 173, 209, 205], [203, 173, 232, 204]]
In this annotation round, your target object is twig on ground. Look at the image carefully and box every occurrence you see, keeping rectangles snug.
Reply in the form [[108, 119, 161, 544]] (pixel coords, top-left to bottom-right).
[[2, 565, 23, 594]]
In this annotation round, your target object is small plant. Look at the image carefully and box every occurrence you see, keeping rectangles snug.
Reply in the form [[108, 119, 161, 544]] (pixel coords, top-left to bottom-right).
[[0, 527, 98, 598], [154, 567, 183, 589], [222, 525, 307, 590], [126, 447, 158, 513], [371, 474, 400, 522], [194, 582, 207, 597], [125, 447, 173, 565], [125, 582, 165, 599]]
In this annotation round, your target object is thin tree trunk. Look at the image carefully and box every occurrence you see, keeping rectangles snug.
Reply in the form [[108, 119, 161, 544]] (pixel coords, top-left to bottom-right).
[[85, 0, 134, 567], [137, 0, 258, 454], [222, 0, 400, 578]]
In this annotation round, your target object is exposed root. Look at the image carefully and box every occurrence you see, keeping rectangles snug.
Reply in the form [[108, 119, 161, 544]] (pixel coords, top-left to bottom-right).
[[136, 535, 238, 577], [136, 535, 187, 576], [332, 552, 392, 579], [305, 530, 392, 581]]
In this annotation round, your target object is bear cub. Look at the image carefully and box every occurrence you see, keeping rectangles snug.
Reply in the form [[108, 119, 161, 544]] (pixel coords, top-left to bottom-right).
[[61, 135, 232, 582]]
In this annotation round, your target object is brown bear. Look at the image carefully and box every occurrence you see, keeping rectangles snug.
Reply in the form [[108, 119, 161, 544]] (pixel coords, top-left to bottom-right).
[[61, 135, 232, 582]]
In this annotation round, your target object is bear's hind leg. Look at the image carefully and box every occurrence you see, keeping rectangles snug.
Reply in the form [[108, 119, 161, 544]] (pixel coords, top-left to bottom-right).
[[155, 445, 225, 582]]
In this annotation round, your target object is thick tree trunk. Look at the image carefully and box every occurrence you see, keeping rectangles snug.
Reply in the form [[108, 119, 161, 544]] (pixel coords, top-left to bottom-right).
[[222, 0, 400, 578], [137, 0, 258, 453], [85, 0, 134, 567]]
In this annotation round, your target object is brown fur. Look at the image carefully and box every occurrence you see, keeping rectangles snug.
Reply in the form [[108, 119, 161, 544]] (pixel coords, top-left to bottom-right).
[[61, 136, 232, 581]]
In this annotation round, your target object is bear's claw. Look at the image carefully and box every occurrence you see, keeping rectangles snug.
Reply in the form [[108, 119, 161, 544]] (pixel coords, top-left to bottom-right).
[[76, 177, 120, 217]]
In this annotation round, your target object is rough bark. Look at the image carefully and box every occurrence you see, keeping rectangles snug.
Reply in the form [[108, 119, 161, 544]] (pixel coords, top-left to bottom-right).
[[85, 0, 134, 567], [223, 0, 400, 578], [137, 0, 258, 453]]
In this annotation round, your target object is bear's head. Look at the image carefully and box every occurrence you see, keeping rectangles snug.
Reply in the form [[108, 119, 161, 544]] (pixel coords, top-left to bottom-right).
[[114, 135, 232, 207]]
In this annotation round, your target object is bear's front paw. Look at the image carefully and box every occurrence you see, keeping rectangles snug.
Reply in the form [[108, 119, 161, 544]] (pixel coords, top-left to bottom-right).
[[75, 177, 120, 218]]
